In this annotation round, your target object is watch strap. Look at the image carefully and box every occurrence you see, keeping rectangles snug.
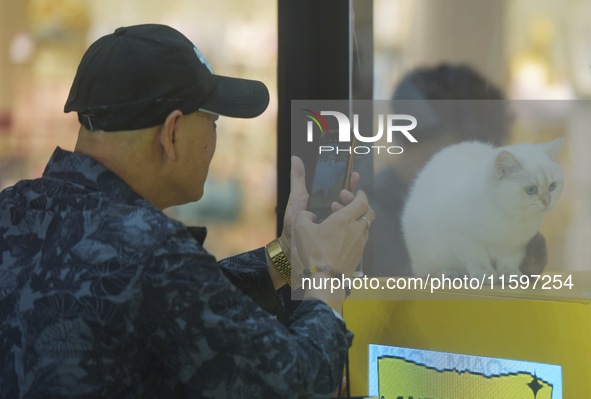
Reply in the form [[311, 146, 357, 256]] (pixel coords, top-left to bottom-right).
[[266, 238, 300, 288]]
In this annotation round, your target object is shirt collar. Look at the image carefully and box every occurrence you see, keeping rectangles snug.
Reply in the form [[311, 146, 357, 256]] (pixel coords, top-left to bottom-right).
[[42, 147, 208, 245], [43, 147, 145, 205]]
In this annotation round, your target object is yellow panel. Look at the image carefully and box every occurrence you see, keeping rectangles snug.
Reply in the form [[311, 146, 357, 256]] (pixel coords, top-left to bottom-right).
[[344, 285, 591, 398]]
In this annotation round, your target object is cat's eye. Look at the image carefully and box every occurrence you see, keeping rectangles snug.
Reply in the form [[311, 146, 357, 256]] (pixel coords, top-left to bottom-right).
[[548, 182, 557, 191], [525, 185, 538, 195]]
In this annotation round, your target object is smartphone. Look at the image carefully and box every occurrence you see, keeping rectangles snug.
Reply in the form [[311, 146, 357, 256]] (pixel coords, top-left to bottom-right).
[[307, 131, 355, 222]]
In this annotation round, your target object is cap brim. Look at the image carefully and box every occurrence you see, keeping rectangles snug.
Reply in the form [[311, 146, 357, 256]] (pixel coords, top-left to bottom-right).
[[199, 75, 269, 118]]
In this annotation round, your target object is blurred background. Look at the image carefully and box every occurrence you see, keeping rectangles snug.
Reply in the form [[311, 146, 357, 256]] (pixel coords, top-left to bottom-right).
[[0, 0, 278, 258], [0, 0, 589, 267]]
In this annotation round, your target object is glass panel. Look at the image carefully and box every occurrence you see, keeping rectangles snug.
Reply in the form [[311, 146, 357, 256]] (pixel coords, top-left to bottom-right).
[[362, 0, 591, 279]]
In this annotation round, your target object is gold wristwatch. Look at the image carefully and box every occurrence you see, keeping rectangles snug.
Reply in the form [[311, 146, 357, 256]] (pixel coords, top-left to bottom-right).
[[266, 238, 300, 288]]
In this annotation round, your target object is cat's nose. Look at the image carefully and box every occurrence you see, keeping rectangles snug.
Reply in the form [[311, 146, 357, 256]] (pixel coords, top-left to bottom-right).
[[541, 195, 551, 207]]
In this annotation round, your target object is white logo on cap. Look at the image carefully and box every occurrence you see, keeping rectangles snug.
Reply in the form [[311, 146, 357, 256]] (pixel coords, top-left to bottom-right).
[[193, 47, 214, 75]]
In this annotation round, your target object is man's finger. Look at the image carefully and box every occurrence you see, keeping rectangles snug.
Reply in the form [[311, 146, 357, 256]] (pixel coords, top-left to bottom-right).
[[330, 189, 370, 221], [339, 189, 356, 205], [290, 156, 308, 196], [296, 210, 317, 224], [330, 201, 344, 213], [348, 171, 360, 192]]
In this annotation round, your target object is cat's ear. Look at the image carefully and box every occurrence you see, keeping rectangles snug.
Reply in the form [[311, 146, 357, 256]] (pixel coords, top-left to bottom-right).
[[495, 150, 522, 178], [544, 137, 565, 161]]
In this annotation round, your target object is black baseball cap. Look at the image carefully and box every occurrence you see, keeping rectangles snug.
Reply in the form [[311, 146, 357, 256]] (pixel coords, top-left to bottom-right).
[[64, 24, 269, 131]]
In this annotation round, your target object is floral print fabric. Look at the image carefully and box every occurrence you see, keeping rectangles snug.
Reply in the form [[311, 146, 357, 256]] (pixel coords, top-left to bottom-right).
[[0, 148, 350, 398]]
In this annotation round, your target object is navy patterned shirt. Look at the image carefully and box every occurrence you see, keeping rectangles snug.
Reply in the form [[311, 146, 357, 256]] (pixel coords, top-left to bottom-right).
[[0, 148, 351, 398]]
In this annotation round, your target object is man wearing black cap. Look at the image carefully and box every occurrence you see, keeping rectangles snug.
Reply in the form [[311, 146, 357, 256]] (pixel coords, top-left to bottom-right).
[[0, 24, 373, 398]]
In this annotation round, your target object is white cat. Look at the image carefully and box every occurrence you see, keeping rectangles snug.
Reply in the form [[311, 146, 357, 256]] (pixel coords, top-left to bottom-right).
[[401, 138, 564, 279]]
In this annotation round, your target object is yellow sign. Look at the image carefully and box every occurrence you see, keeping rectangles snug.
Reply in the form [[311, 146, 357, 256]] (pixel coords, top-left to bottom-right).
[[379, 356, 553, 399]]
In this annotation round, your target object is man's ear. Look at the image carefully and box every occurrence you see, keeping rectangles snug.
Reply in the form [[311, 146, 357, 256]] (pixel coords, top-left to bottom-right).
[[159, 110, 183, 162]]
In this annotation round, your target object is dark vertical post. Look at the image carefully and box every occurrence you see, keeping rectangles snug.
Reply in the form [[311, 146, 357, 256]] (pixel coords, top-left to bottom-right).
[[276, 0, 372, 235]]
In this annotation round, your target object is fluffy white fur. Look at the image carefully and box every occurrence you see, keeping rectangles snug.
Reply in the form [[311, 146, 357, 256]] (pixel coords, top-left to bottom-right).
[[401, 138, 564, 278]]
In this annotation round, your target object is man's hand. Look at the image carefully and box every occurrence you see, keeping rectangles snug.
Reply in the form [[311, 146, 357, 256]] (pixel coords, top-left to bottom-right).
[[278, 156, 361, 284], [295, 188, 374, 314], [294, 189, 373, 279], [277, 156, 309, 276]]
